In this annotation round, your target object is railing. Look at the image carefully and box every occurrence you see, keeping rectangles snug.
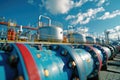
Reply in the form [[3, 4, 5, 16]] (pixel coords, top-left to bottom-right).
[[38, 15, 63, 28], [39, 15, 51, 26], [0, 32, 103, 44]]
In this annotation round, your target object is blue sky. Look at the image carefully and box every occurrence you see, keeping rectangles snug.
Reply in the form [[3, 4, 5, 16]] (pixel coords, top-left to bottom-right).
[[0, 0, 120, 37]]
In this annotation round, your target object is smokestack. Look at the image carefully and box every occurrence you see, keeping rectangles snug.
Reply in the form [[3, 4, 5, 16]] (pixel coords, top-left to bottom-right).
[[105, 30, 109, 44]]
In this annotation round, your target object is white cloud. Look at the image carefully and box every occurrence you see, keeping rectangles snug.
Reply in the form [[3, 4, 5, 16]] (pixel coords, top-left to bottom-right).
[[114, 26, 120, 31], [28, 0, 107, 15], [106, 26, 120, 39], [109, 32, 120, 40], [105, 2, 110, 6], [27, 0, 34, 5], [74, 0, 88, 7], [65, 15, 76, 20], [65, 26, 89, 34], [97, 0, 106, 6], [98, 10, 120, 20], [107, 29, 116, 33], [43, 0, 74, 14], [66, 7, 104, 25], [76, 27, 89, 33], [109, 33, 118, 40], [42, 0, 90, 14], [107, 26, 120, 33]]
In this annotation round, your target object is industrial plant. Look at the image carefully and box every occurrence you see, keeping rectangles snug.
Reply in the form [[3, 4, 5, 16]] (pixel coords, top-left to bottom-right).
[[0, 15, 120, 80]]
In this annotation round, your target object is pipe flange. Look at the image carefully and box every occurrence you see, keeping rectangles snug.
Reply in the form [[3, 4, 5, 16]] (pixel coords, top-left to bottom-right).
[[109, 45, 117, 55], [93, 45, 108, 64], [104, 45, 115, 59], [78, 45, 102, 78], [50, 45, 87, 80]]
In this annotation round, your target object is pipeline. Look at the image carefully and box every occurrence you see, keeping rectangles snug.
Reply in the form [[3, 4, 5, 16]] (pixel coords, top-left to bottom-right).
[[0, 43, 120, 80]]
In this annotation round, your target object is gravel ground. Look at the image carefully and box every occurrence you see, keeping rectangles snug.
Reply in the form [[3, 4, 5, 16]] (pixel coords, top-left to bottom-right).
[[99, 60, 120, 80]]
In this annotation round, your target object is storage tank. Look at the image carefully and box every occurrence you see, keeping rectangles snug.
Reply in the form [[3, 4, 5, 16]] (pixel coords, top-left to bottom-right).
[[38, 26, 63, 42], [67, 33, 86, 43], [96, 38, 101, 44], [86, 36, 95, 44], [100, 39, 105, 44]]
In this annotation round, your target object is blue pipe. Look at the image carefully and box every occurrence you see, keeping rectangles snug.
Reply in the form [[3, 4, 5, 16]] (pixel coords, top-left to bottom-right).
[[0, 43, 119, 80]]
